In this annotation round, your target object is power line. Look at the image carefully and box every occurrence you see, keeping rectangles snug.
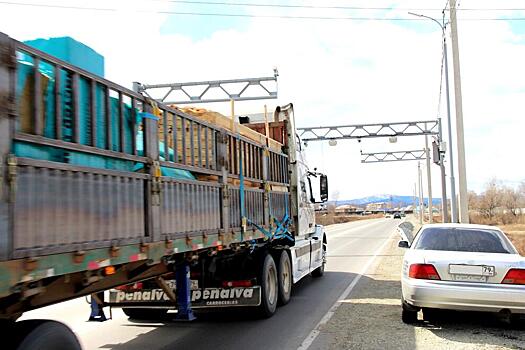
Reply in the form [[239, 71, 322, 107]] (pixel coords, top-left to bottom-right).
[[2, 1, 525, 20], [21, 0, 525, 12], [141, 0, 525, 12]]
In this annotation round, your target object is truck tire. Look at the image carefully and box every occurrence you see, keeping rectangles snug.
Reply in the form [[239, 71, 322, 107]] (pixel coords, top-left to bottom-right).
[[277, 250, 292, 305], [122, 308, 167, 320], [257, 253, 278, 318], [13, 320, 81, 350], [311, 236, 326, 278]]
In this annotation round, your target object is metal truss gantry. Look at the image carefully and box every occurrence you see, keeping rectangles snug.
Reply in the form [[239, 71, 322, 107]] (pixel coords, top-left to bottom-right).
[[297, 120, 439, 141], [298, 118, 446, 223], [136, 69, 278, 104], [360, 150, 426, 163]]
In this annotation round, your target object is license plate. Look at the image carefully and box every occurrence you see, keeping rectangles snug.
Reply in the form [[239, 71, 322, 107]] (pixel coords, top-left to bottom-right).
[[449, 264, 495, 276], [453, 274, 487, 282]]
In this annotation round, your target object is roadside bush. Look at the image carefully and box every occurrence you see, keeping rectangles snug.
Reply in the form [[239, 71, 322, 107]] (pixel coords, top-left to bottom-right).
[[469, 179, 525, 226]]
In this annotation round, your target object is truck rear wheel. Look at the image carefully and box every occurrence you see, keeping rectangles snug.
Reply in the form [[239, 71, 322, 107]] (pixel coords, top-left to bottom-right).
[[13, 320, 81, 350], [277, 250, 292, 305], [122, 308, 167, 320], [257, 253, 278, 318]]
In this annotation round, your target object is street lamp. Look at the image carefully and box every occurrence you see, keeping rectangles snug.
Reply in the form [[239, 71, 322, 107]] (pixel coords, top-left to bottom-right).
[[408, 12, 457, 223]]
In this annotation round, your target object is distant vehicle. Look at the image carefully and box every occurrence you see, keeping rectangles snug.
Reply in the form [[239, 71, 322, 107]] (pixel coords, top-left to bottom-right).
[[385, 213, 393, 218], [401, 212, 406, 217], [393, 213, 402, 219], [399, 224, 525, 324], [316, 203, 327, 212]]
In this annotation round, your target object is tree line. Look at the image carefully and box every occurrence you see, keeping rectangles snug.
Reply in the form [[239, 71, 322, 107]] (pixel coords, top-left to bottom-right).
[[468, 179, 525, 225]]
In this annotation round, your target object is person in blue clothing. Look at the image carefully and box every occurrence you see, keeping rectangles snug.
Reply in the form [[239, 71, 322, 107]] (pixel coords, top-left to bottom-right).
[[88, 293, 107, 322]]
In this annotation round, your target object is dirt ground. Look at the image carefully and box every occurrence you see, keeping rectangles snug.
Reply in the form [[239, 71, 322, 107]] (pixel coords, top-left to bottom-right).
[[500, 224, 525, 256], [311, 223, 525, 350]]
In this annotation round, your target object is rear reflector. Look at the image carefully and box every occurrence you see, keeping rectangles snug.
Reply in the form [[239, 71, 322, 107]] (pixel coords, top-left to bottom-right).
[[409, 264, 441, 280], [221, 280, 253, 288], [115, 282, 143, 291], [502, 269, 525, 285]]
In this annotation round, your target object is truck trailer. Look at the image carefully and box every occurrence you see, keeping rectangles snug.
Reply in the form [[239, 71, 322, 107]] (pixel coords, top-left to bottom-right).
[[0, 32, 328, 349]]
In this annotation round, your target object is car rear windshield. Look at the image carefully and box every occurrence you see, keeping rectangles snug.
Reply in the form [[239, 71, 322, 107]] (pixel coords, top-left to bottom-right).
[[413, 227, 516, 254]]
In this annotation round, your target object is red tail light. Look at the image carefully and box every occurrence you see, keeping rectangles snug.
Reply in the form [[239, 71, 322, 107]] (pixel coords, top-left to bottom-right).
[[502, 269, 525, 285], [221, 280, 253, 288], [409, 264, 441, 280], [115, 282, 143, 291]]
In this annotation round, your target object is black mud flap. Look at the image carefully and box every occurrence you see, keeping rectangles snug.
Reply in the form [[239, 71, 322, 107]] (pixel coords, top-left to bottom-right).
[[107, 286, 261, 309]]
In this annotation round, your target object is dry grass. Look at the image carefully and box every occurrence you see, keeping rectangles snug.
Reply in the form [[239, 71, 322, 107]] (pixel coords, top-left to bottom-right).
[[499, 224, 525, 256], [499, 224, 525, 235], [506, 234, 525, 256], [470, 214, 525, 256]]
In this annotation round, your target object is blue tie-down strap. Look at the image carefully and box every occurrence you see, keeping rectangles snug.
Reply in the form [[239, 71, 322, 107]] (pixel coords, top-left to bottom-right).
[[272, 214, 294, 241], [246, 215, 294, 243], [137, 112, 160, 122], [249, 239, 257, 253]]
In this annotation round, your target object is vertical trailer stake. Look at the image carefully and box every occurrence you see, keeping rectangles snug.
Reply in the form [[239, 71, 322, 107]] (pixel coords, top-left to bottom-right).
[[175, 262, 196, 321]]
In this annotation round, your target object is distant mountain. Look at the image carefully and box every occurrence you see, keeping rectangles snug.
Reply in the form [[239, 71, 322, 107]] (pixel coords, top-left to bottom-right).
[[333, 194, 441, 207]]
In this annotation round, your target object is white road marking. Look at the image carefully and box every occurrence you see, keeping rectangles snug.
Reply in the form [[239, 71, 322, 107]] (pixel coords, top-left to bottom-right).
[[296, 226, 396, 350], [325, 219, 385, 240]]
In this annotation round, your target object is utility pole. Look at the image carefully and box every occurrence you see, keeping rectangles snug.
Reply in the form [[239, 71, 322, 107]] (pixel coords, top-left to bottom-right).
[[418, 162, 424, 224], [443, 26, 458, 223], [425, 136, 433, 223], [413, 183, 417, 216], [450, 0, 469, 223], [407, 11, 456, 223], [437, 118, 449, 222]]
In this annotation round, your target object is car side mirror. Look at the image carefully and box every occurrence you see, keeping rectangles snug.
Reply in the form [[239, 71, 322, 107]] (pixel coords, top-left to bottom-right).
[[398, 240, 410, 248]]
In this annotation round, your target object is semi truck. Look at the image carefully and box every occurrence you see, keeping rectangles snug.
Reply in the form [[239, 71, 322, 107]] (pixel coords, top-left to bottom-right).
[[0, 32, 328, 349]]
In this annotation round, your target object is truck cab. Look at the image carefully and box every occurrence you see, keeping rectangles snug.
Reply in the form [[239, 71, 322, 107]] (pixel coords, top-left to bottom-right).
[[109, 104, 329, 319]]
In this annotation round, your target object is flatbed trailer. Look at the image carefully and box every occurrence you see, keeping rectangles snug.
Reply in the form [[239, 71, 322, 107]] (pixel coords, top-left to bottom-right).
[[0, 32, 328, 349]]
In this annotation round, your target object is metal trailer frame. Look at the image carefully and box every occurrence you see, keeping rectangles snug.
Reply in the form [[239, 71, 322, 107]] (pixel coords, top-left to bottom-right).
[[0, 33, 291, 317]]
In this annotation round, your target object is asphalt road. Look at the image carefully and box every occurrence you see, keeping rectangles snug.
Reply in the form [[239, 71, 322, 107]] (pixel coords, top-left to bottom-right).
[[21, 218, 400, 350]]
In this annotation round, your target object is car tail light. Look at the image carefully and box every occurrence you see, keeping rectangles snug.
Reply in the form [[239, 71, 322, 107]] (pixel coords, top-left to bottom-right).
[[221, 280, 253, 288], [502, 269, 525, 285], [409, 264, 441, 280]]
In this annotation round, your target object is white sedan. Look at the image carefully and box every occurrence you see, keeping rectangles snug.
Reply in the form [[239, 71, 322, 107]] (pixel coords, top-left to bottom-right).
[[399, 223, 525, 324]]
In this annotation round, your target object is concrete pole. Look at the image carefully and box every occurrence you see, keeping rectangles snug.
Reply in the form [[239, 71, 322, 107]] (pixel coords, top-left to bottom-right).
[[418, 162, 424, 224], [414, 183, 417, 216], [438, 118, 449, 223], [408, 11, 456, 223], [450, 0, 469, 223], [425, 135, 433, 223], [443, 29, 458, 223]]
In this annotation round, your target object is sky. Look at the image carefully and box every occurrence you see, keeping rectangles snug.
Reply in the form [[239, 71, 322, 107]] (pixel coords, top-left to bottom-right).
[[1, 0, 525, 200]]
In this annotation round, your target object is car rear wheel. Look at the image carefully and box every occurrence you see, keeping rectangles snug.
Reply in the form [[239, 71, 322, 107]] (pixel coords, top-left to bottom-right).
[[509, 314, 524, 329], [401, 299, 418, 324], [402, 309, 418, 324], [422, 308, 442, 323]]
